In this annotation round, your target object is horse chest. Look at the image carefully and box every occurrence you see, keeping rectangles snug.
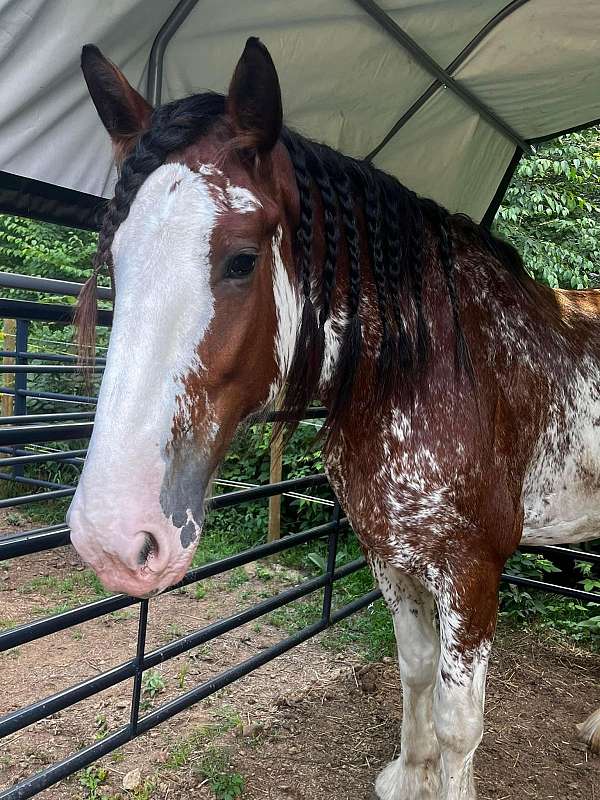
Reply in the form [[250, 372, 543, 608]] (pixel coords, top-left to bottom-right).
[[325, 429, 461, 558], [522, 367, 600, 545]]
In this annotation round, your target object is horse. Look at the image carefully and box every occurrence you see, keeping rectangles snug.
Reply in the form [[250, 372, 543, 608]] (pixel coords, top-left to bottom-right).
[[68, 38, 600, 800]]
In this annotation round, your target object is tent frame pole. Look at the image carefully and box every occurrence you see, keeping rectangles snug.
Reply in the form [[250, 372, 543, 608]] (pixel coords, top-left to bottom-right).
[[352, 0, 533, 156], [147, 0, 201, 106]]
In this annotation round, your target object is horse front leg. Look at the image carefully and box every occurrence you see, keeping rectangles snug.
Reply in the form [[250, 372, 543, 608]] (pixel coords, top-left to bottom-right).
[[370, 556, 441, 800], [433, 557, 502, 800]]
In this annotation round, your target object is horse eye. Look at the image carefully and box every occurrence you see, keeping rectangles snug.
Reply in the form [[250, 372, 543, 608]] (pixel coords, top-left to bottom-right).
[[225, 252, 257, 279]]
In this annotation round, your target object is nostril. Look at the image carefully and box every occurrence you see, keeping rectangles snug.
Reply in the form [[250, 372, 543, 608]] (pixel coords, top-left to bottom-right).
[[137, 531, 159, 567]]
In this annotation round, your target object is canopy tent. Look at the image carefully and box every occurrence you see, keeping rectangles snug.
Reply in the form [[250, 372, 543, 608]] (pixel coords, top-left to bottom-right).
[[0, 0, 598, 230]]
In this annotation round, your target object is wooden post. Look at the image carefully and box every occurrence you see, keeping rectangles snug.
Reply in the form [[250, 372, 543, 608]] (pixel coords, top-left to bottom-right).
[[268, 425, 284, 542], [2, 318, 15, 417]]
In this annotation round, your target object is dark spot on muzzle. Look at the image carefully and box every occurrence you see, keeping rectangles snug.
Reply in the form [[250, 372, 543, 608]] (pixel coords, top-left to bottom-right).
[[180, 520, 198, 548], [160, 439, 207, 547]]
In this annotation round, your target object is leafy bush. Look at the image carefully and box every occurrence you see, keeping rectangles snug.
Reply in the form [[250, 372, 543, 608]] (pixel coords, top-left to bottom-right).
[[500, 552, 600, 648], [495, 127, 600, 289], [0, 214, 97, 286]]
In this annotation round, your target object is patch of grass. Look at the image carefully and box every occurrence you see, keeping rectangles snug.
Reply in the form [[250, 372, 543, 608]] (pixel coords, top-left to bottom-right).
[[166, 622, 185, 641], [93, 713, 108, 741], [269, 556, 395, 662], [192, 579, 216, 600], [177, 664, 189, 689], [195, 747, 244, 800], [79, 765, 108, 800], [1, 646, 20, 659], [21, 569, 110, 601], [164, 707, 242, 773], [0, 617, 16, 630], [166, 736, 194, 770], [255, 564, 273, 582], [269, 595, 322, 632], [189, 644, 212, 661], [211, 705, 242, 734], [142, 670, 166, 699], [13, 497, 71, 527], [0, 753, 12, 771], [33, 601, 75, 617], [130, 778, 157, 800], [109, 610, 134, 622], [192, 512, 264, 567], [226, 567, 249, 589]]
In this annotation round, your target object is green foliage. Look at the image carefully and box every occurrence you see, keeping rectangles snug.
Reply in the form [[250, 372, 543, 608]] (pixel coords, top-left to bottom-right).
[[142, 670, 166, 706], [500, 552, 562, 618], [217, 421, 329, 531], [500, 552, 600, 647], [0, 214, 104, 490], [192, 422, 329, 569], [19, 567, 110, 605], [94, 713, 109, 741], [194, 747, 244, 800], [0, 215, 97, 289], [79, 765, 108, 800], [495, 127, 600, 288]]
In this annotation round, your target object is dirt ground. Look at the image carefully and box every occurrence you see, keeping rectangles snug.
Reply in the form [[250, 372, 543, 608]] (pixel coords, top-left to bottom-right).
[[1, 517, 599, 800]]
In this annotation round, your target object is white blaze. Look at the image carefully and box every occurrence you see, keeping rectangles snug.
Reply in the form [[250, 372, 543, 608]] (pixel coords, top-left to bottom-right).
[[69, 163, 218, 586]]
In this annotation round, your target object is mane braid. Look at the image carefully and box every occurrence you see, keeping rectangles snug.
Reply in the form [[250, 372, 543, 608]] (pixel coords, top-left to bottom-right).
[[276, 132, 322, 440], [325, 165, 362, 440], [305, 145, 340, 329], [362, 169, 396, 403], [380, 175, 412, 372]]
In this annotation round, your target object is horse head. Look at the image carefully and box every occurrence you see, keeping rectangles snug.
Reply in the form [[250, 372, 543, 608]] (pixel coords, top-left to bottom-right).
[[68, 39, 304, 596]]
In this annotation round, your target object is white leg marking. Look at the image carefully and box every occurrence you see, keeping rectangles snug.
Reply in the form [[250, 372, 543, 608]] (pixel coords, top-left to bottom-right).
[[434, 620, 489, 800], [371, 559, 441, 800]]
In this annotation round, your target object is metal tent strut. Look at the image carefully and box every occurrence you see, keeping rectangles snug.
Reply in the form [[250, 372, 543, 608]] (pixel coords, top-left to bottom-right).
[[147, 0, 201, 106], [352, 0, 533, 158]]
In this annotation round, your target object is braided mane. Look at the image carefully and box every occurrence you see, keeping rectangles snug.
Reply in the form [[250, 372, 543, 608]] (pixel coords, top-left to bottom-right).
[[77, 90, 526, 439]]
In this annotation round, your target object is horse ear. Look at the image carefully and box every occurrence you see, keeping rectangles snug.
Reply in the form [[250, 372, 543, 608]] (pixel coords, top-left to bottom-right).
[[81, 44, 153, 161], [227, 37, 282, 155]]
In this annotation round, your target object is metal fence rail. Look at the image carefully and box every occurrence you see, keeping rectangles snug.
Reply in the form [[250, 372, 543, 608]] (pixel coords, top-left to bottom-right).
[[1, 272, 598, 800]]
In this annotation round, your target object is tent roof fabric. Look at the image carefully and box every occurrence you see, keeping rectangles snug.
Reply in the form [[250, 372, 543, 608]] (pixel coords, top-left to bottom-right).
[[0, 0, 598, 229]]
